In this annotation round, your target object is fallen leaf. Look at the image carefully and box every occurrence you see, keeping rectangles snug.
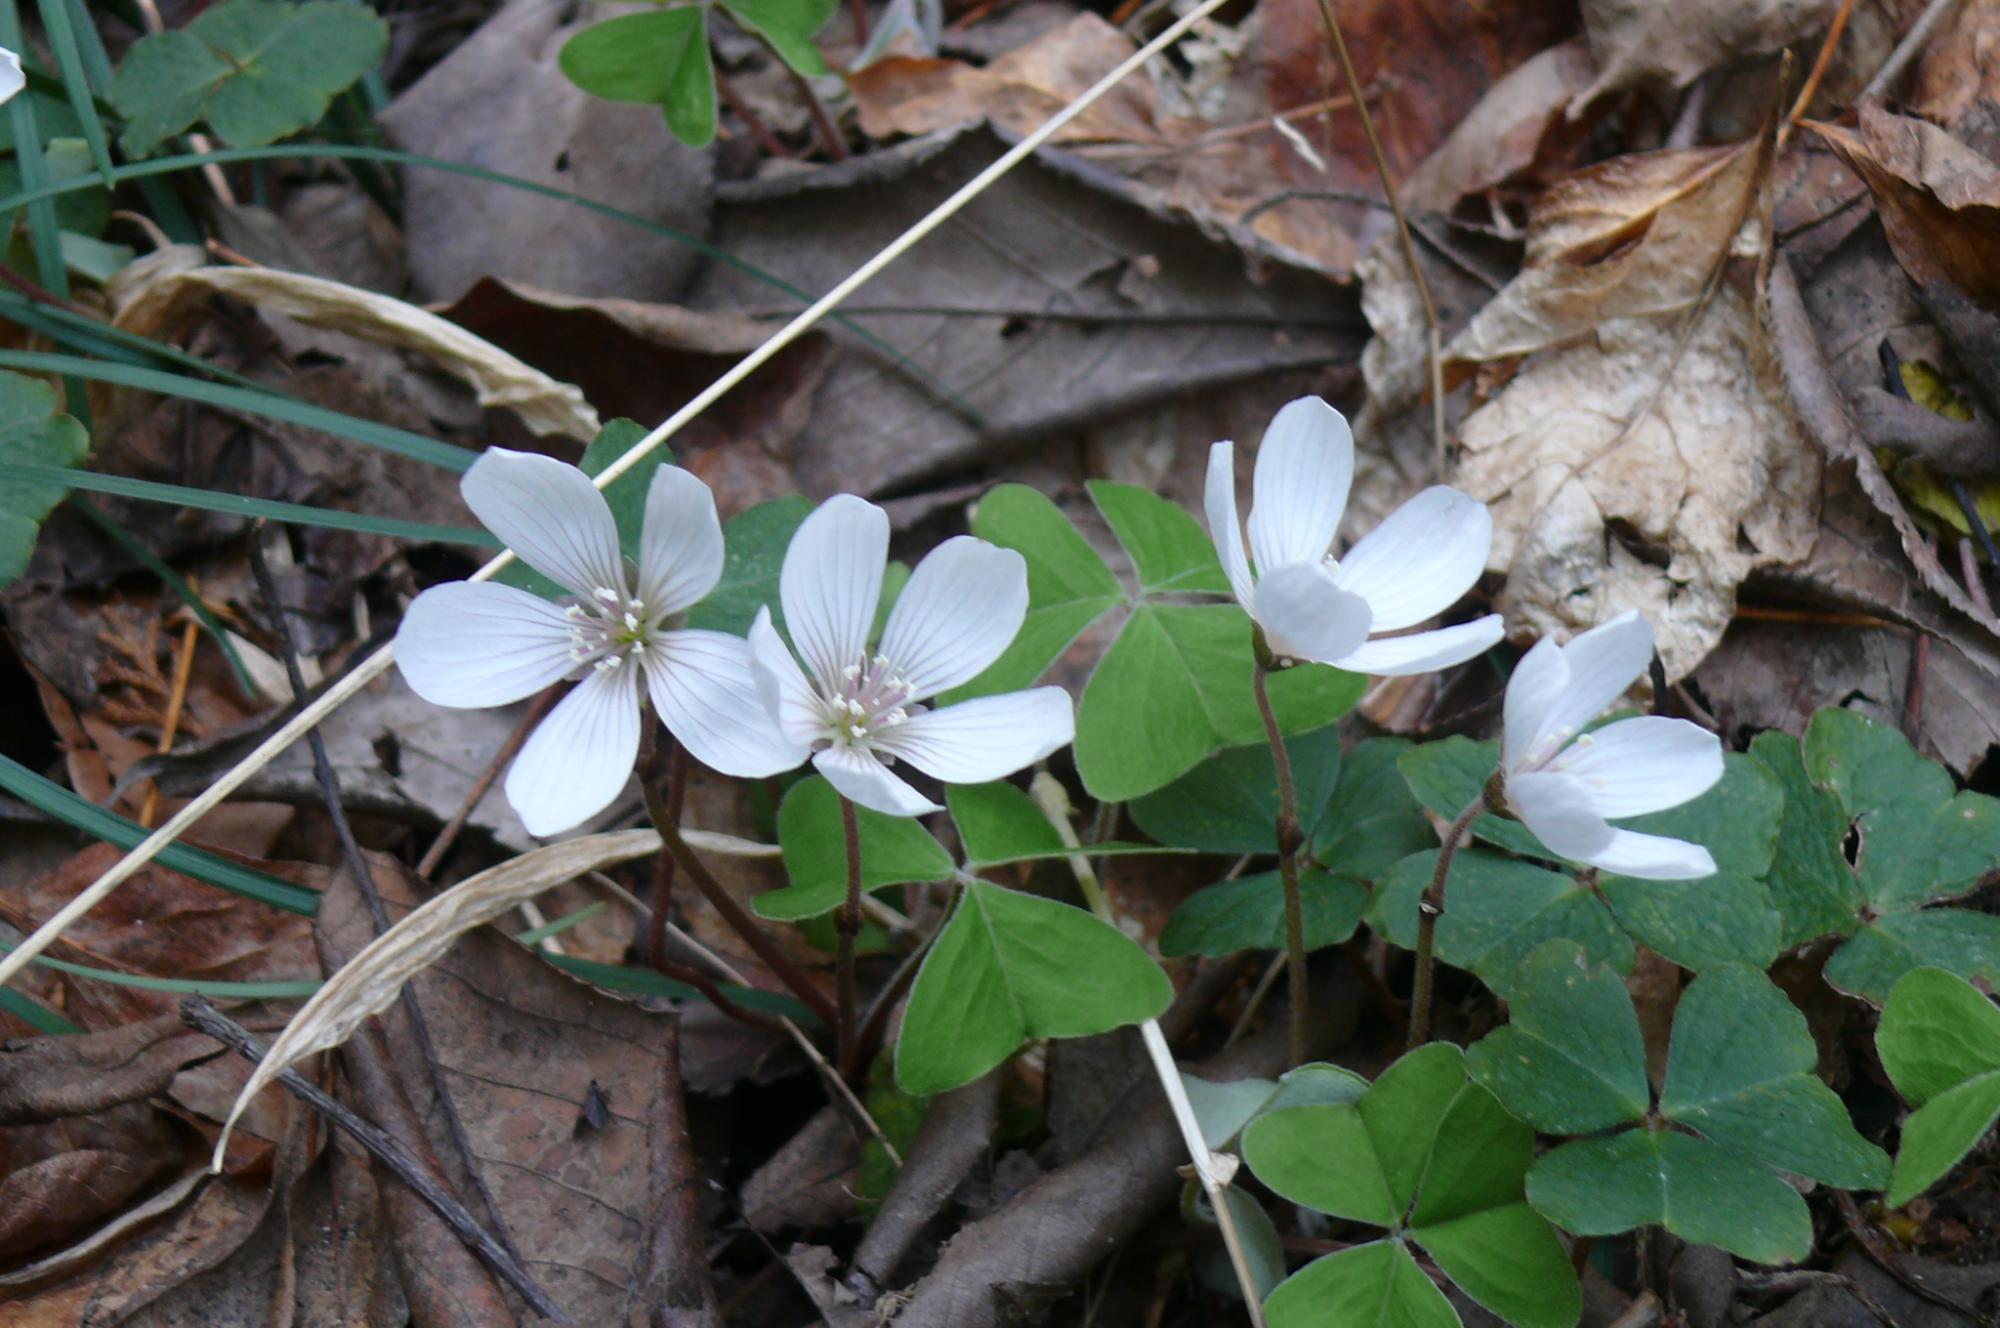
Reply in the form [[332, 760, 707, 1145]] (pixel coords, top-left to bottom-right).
[[1444, 137, 1768, 366], [1814, 106, 2000, 312], [377, 0, 715, 304], [113, 253, 601, 442], [1403, 37, 1599, 216], [1909, 0, 2000, 129], [1570, 0, 1838, 113], [1456, 286, 1823, 677]]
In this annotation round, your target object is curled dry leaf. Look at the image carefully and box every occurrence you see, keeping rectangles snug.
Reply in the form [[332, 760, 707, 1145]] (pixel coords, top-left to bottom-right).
[[1813, 105, 2000, 312], [1570, 0, 1838, 114], [1404, 37, 1598, 217], [1444, 137, 1768, 365], [111, 249, 601, 441], [1456, 286, 1822, 677], [212, 829, 663, 1165]]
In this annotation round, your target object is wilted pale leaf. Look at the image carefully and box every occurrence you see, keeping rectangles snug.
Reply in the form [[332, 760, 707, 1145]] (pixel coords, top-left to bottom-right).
[[112, 253, 600, 442], [1455, 289, 1820, 677], [212, 829, 691, 1166]]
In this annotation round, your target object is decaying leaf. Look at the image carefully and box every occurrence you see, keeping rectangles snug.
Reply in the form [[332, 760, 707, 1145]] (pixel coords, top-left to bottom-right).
[[1404, 37, 1598, 216], [1444, 138, 1768, 365], [1813, 106, 2000, 312], [1456, 288, 1822, 677], [1571, 0, 1838, 113], [1909, 0, 2000, 129], [110, 248, 601, 441], [213, 829, 661, 1162]]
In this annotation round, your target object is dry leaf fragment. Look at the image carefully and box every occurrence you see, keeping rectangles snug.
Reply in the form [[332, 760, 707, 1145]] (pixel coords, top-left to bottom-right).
[[1571, 0, 1838, 114], [1445, 138, 1767, 365], [1456, 289, 1822, 677], [113, 253, 601, 441], [213, 829, 661, 1164], [1404, 38, 1598, 216], [1813, 105, 2000, 311]]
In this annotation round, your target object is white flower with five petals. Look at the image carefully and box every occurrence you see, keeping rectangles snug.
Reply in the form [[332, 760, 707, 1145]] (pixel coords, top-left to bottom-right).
[[395, 448, 805, 837], [1501, 610, 1723, 880], [1205, 396, 1505, 675], [748, 495, 1074, 818]]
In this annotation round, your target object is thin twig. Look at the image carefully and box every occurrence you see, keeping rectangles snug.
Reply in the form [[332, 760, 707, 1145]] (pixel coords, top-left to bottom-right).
[[180, 997, 569, 1323], [0, 0, 1235, 1004], [713, 65, 794, 159], [1408, 795, 1487, 1049], [414, 686, 558, 880], [836, 794, 864, 1083], [245, 532, 528, 1268], [786, 64, 850, 161], [1779, 0, 1857, 148], [1860, 0, 1962, 104], [1249, 651, 1310, 1068], [138, 620, 199, 829], [1312, 0, 1445, 478]]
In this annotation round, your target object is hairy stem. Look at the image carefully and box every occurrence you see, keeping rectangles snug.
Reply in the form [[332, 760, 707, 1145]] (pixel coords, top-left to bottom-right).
[[1250, 655, 1310, 1067], [1408, 794, 1488, 1049], [836, 793, 864, 1083], [638, 736, 839, 1032], [646, 744, 690, 974]]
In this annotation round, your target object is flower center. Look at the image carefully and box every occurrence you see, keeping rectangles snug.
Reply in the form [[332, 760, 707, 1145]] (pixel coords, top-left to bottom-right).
[[566, 584, 662, 674], [821, 653, 917, 749]]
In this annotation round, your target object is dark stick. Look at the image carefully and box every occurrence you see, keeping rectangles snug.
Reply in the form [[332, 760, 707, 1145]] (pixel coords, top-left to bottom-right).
[[1408, 795, 1488, 1049], [637, 743, 840, 1031], [638, 1016, 724, 1327], [180, 997, 570, 1324], [247, 532, 526, 1266], [836, 794, 864, 1083], [1250, 652, 1310, 1067], [712, 65, 792, 159], [1905, 631, 1930, 744], [786, 64, 850, 161]]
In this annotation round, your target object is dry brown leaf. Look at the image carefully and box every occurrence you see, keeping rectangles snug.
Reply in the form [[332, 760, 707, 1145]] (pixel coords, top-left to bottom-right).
[[111, 249, 600, 441], [1456, 288, 1822, 677], [1404, 37, 1598, 215], [1444, 139, 1766, 365], [1571, 0, 1838, 113], [1909, 0, 2000, 128], [849, 15, 1163, 145], [211, 828, 759, 1162], [1813, 106, 2000, 311]]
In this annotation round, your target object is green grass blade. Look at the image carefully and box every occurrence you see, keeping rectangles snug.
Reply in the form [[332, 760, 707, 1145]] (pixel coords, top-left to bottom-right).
[[0, 143, 982, 427], [0, 753, 321, 915], [0, 986, 82, 1034], [0, 290, 277, 391], [540, 952, 819, 1025], [0, 942, 323, 998], [6, 461, 495, 544], [0, 3, 69, 299], [68, 495, 258, 695], [35, 0, 115, 186], [0, 350, 474, 471], [515, 901, 605, 946]]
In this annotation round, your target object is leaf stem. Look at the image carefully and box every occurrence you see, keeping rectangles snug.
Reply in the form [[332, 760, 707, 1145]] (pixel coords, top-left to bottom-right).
[[1407, 793, 1488, 1049], [836, 792, 864, 1083], [1250, 650, 1309, 1068], [638, 734, 839, 1031]]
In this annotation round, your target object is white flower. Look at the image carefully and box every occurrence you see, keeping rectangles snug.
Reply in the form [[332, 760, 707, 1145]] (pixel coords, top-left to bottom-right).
[[748, 494, 1074, 817], [396, 448, 805, 837], [1501, 610, 1724, 880], [1204, 396, 1505, 675], [0, 49, 21, 107]]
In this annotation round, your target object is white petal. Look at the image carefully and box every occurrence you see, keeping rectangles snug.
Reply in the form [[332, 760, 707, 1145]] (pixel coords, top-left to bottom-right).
[[872, 688, 1074, 785], [1245, 397, 1352, 574], [1252, 562, 1373, 665], [814, 745, 940, 817], [637, 466, 724, 616], [505, 663, 641, 837], [462, 448, 626, 600], [647, 630, 809, 778], [0, 49, 22, 107], [1329, 615, 1504, 677], [1505, 770, 1615, 863], [394, 581, 578, 708], [1509, 610, 1654, 772], [1591, 830, 1718, 880], [1502, 636, 1568, 771], [1549, 716, 1723, 819], [748, 608, 831, 749], [781, 494, 887, 684], [1331, 487, 1492, 631], [878, 537, 1028, 700], [1204, 441, 1254, 612]]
